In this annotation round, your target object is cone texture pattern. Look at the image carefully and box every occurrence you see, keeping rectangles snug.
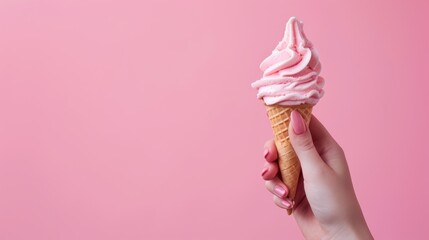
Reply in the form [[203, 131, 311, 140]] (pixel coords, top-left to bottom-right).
[[265, 104, 313, 214]]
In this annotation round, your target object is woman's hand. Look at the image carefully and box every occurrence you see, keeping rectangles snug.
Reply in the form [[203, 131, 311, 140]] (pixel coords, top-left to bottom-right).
[[261, 111, 373, 240]]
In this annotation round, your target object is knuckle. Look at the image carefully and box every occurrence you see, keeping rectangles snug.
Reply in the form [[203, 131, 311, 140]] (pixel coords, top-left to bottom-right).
[[273, 196, 287, 209], [273, 195, 277, 201], [330, 142, 345, 158], [336, 145, 345, 157], [298, 136, 315, 152], [264, 180, 272, 191], [264, 139, 274, 149], [272, 195, 280, 204]]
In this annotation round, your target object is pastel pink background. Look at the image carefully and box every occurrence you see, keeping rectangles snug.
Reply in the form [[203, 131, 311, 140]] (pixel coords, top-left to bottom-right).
[[1, 0, 428, 239]]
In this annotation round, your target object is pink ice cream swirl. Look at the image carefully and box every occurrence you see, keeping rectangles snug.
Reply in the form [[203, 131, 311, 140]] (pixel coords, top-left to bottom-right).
[[251, 17, 325, 106]]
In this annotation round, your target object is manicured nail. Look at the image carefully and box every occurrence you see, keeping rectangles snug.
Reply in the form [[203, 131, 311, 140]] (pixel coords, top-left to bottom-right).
[[274, 185, 286, 197], [261, 167, 268, 177], [263, 149, 269, 159], [281, 199, 292, 208], [291, 110, 306, 135]]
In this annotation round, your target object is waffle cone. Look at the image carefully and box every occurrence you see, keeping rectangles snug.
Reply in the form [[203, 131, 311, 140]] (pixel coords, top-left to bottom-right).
[[265, 104, 313, 215]]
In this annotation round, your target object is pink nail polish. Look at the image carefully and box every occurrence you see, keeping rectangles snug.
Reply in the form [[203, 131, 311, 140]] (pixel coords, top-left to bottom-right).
[[261, 167, 268, 177], [263, 149, 269, 159], [274, 185, 286, 197], [281, 199, 291, 208], [291, 110, 306, 135]]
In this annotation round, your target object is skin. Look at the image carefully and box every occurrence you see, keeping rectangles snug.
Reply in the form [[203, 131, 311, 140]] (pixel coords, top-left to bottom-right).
[[262, 111, 374, 240]]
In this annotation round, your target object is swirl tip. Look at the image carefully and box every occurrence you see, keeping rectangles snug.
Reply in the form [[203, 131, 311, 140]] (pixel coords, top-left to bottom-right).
[[288, 16, 299, 24]]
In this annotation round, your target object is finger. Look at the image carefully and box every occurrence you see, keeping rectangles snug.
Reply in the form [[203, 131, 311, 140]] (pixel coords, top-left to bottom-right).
[[263, 139, 278, 162], [289, 110, 331, 182], [308, 115, 348, 174], [308, 115, 337, 148], [273, 195, 293, 209], [261, 161, 279, 180], [265, 178, 289, 198], [309, 116, 344, 159]]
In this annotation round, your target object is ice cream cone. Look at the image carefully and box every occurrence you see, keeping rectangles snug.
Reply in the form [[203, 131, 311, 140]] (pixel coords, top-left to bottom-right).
[[252, 17, 324, 216], [265, 104, 313, 215]]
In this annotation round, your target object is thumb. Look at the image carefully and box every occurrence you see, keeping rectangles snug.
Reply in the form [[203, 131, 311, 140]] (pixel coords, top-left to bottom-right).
[[289, 110, 330, 181]]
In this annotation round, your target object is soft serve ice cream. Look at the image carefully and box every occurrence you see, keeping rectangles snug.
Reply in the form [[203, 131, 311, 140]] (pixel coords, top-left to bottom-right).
[[251, 17, 325, 106]]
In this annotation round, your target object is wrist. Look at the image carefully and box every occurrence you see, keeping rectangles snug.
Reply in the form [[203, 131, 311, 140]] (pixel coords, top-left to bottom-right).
[[324, 221, 373, 240]]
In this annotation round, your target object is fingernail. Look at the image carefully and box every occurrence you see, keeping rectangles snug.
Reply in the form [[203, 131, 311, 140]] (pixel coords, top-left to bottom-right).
[[274, 185, 286, 197], [281, 199, 292, 208], [291, 110, 306, 135], [261, 167, 268, 177], [263, 149, 269, 159]]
